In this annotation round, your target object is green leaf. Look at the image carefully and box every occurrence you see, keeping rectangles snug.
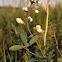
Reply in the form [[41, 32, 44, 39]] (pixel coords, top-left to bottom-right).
[[27, 35, 32, 42], [11, 23, 16, 31], [20, 29, 29, 46], [45, 44, 57, 55], [28, 58, 45, 62], [29, 35, 39, 45], [15, 26, 29, 46], [36, 52, 43, 57], [9, 45, 26, 51], [58, 57, 62, 62], [15, 27, 20, 34], [50, 59, 53, 62], [27, 58, 40, 62]]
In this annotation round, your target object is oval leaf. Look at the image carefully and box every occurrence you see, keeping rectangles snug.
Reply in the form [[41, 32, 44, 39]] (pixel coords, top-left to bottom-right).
[[15, 26, 29, 46], [20, 29, 29, 46], [29, 35, 39, 45], [9, 45, 26, 51], [58, 57, 62, 62]]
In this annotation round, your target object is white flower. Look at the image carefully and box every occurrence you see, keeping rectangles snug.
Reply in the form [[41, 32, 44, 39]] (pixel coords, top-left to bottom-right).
[[28, 16, 31, 19], [22, 7, 28, 11], [35, 10, 39, 13], [33, 25, 42, 33], [30, 18, 33, 22], [28, 16, 33, 22], [38, 1, 41, 4], [16, 18, 24, 24], [37, 28, 42, 33], [36, 25, 41, 29]]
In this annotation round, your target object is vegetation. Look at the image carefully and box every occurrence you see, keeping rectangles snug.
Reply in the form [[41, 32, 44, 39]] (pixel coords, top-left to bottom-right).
[[0, 1, 62, 62]]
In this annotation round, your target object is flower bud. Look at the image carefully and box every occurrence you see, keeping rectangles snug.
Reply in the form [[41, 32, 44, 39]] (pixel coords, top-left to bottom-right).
[[36, 25, 41, 29], [16, 18, 24, 24], [37, 29, 42, 33], [38, 1, 41, 4], [33, 25, 42, 33], [28, 16, 33, 22], [35, 10, 39, 13], [22, 7, 28, 12]]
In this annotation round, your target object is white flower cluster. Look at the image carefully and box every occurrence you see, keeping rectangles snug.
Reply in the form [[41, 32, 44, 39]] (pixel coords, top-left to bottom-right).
[[16, 19, 43, 33], [22, 7, 39, 13], [36, 25, 41, 29], [16, 5, 40, 26], [16, 16, 33, 24], [28, 16, 33, 22], [22, 7, 28, 12], [33, 25, 42, 33]]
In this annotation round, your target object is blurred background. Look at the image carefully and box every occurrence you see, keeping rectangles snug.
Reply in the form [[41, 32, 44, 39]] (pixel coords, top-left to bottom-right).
[[0, 0, 62, 7]]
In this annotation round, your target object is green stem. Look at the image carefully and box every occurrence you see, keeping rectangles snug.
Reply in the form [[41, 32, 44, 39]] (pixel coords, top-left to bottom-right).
[[8, 53, 12, 62], [25, 48, 42, 58], [43, 2, 49, 62], [44, 4, 49, 48], [15, 51, 17, 62], [25, 60, 27, 62], [3, 40, 6, 62]]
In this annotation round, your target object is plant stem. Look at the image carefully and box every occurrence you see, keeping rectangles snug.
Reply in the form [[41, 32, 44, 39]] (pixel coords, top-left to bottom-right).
[[27, 19, 45, 57], [44, 1, 49, 49], [3, 40, 6, 62], [15, 51, 17, 62], [41, 0, 46, 11], [53, 27, 62, 57], [8, 53, 12, 62], [26, 0, 45, 58], [50, 24, 62, 57], [26, 60, 27, 62], [25, 48, 42, 58], [44, 1, 49, 62]]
